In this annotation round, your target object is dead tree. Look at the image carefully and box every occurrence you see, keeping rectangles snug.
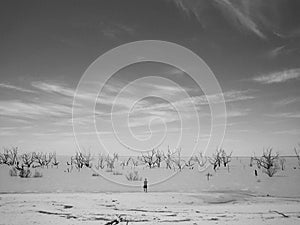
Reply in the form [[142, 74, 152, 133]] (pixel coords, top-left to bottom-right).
[[52, 152, 59, 168], [66, 156, 74, 172], [0, 147, 19, 166], [95, 153, 106, 170], [249, 156, 254, 167], [294, 145, 300, 167], [127, 157, 139, 169], [221, 149, 232, 172], [185, 157, 195, 169], [209, 149, 222, 171], [154, 149, 164, 168], [193, 152, 208, 170], [34, 152, 45, 168], [105, 153, 118, 172], [44, 153, 54, 168], [172, 148, 185, 171], [141, 149, 157, 168], [254, 148, 280, 177], [21, 152, 35, 168], [279, 157, 286, 170], [73, 152, 85, 171], [163, 147, 176, 169]]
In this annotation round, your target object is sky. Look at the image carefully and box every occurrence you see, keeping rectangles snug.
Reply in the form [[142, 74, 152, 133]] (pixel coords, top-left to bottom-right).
[[0, 0, 299, 156]]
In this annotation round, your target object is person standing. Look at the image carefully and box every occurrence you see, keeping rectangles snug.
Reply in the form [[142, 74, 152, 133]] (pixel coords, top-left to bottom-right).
[[143, 178, 148, 192]]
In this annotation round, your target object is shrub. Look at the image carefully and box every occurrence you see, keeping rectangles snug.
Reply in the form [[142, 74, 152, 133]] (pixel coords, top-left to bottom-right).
[[9, 167, 18, 176], [126, 171, 142, 181], [19, 168, 31, 178], [33, 170, 43, 178], [113, 171, 123, 175]]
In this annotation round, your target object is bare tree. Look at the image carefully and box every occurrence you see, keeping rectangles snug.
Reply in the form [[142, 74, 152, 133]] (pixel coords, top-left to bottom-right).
[[209, 149, 222, 171], [254, 148, 280, 177], [44, 153, 54, 168], [193, 152, 208, 170], [154, 149, 164, 168], [127, 156, 139, 169], [163, 147, 176, 169], [185, 157, 195, 169], [95, 153, 106, 170], [172, 148, 185, 171], [294, 145, 300, 167], [279, 157, 286, 170], [249, 156, 254, 167], [140, 149, 157, 169], [209, 148, 232, 172], [73, 152, 85, 171], [52, 152, 59, 168], [21, 152, 35, 168], [105, 153, 118, 172], [0, 147, 19, 166], [34, 152, 45, 168]]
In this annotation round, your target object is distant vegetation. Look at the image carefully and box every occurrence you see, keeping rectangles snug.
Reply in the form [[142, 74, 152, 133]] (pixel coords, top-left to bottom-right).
[[0, 147, 59, 178], [1, 144, 299, 180]]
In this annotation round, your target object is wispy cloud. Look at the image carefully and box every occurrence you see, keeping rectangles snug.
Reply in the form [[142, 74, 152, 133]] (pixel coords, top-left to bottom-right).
[[266, 112, 300, 119], [253, 68, 300, 84], [31, 81, 75, 97], [214, 0, 266, 39], [0, 100, 71, 120], [172, 0, 266, 39], [272, 129, 300, 135], [273, 97, 299, 107], [0, 83, 35, 93]]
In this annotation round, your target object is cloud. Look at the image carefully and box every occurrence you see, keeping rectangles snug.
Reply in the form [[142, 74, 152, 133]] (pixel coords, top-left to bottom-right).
[[100, 22, 136, 39], [273, 97, 299, 107], [214, 0, 266, 39], [172, 0, 266, 39], [266, 112, 300, 119], [0, 83, 35, 93], [31, 81, 75, 97], [273, 129, 300, 135], [0, 100, 71, 120], [253, 68, 300, 84]]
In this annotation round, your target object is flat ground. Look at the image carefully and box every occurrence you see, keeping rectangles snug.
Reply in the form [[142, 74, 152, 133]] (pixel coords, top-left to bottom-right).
[[0, 157, 300, 224], [1, 192, 300, 225]]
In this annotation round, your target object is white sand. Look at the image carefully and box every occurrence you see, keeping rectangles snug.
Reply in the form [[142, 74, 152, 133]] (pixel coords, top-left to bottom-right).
[[1, 192, 300, 225], [0, 157, 300, 224]]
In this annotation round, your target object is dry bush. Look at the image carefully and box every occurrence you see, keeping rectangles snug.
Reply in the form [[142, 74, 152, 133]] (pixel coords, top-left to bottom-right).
[[113, 170, 123, 175], [33, 170, 43, 178], [19, 168, 31, 178], [254, 148, 280, 177], [126, 171, 142, 181], [9, 167, 18, 176]]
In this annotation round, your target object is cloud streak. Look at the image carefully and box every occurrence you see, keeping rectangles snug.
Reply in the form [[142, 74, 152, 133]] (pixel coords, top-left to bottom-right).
[[253, 68, 300, 84], [0, 83, 35, 93]]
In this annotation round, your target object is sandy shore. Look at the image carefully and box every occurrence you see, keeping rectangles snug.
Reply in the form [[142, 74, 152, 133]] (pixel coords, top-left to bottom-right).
[[1, 192, 300, 225]]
